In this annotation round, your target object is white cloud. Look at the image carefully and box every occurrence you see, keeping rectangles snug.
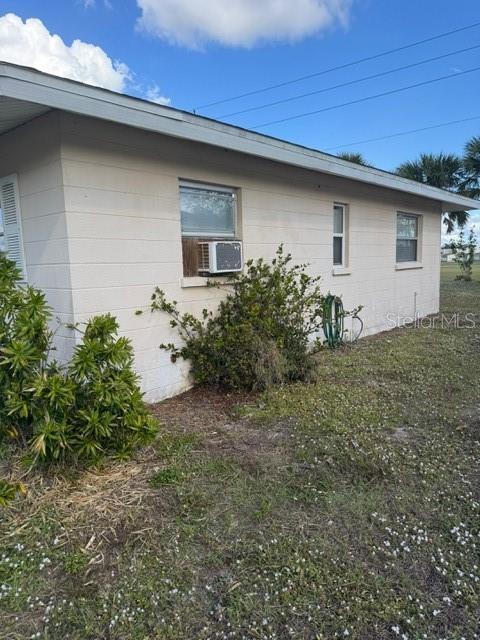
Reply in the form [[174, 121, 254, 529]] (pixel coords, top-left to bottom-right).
[[136, 0, 353, 48], [145, 85, 171, 105], [83, 0, 113, 8], [442, 213, 480, 244], [0, 13, 130, 92]]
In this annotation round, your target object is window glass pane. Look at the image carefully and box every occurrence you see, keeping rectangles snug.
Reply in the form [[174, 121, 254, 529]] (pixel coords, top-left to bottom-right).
[[334, 205, 344, 234], [397, 214, 418, 239], [180, 185, 235, 237], [333, 236, 343, 265], [396, 239, 417, 262]]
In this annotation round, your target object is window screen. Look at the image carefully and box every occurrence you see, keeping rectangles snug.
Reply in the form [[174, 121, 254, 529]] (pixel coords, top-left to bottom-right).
[[333, 204, 346, 266], [333, 236, 343, 265], [396, 213, 419, 263], [180, 183, 236, 237], [333, 205, 344, 234]]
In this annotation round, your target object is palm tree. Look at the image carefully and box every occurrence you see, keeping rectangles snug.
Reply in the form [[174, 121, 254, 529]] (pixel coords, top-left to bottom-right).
[[396, 153, 467, 232], [337, 151, 370, 166], [463, 136, 480, 199]]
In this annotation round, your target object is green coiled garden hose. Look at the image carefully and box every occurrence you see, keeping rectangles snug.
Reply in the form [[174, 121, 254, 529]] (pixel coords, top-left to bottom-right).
[[322, 294, 345, 348], [322, 294, 364, 347]]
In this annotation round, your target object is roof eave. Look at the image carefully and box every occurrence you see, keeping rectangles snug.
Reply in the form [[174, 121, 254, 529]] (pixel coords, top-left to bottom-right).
[[0, 62, 478, 212]]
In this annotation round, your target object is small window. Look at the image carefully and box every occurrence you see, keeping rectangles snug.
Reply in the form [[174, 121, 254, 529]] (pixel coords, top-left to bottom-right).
[[396, 213, 419, 263], [180, 182, 236, 238], [333, 204, 346, 266]]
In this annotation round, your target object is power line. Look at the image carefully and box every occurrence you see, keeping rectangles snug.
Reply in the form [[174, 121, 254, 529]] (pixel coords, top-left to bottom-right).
[[219, 43, 480, 119], [252, 65, 480, 129], [195, 20, 480, 111], [324, 115, 480, 151]]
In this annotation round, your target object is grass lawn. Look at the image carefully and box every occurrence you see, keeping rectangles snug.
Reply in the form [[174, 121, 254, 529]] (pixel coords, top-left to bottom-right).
[[1, 264, 479, 639], [440, 261, 480, 282]]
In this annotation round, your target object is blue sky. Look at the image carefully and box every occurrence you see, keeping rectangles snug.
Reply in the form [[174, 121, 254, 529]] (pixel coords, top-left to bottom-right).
[[1, 0, 479, 171], [0, 1, 479, 177]]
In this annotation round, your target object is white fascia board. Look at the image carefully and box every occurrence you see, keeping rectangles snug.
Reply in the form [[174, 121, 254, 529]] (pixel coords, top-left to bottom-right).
[[0, 62, 478, 212]]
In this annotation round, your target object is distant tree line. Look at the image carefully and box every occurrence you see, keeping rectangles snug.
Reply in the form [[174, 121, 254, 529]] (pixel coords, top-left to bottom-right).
[[337, 137, 480, 232]]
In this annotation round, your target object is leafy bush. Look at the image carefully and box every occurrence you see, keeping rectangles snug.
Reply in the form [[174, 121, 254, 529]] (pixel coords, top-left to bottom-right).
[[150, 246, 326, 390], [448, 228, 477, 281], [0, 258, 52, 440], [30, 314, 158, 463], [0, 255, 157, 464]]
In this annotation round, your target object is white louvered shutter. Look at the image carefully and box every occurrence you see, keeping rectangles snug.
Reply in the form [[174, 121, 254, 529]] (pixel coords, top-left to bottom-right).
[[0, 175, 27, 281]]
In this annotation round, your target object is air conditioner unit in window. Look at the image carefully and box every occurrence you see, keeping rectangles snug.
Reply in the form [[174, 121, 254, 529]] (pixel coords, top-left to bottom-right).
[[198, 241, 243, 274]]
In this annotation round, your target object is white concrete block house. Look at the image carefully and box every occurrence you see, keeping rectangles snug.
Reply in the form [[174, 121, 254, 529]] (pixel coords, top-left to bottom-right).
[[0, 63, 478, 401]]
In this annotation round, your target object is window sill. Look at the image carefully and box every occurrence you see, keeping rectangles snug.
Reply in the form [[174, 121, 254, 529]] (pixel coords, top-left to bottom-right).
[[395, 262, 423, 271], [180, 276, 232, 289], [332, 266, 351, 276]]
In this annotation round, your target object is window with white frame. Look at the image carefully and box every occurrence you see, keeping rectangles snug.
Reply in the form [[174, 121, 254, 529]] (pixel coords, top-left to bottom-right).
[[333, 203, 347, 266], [180, 181, 236, 238], [396, 212, 419, 263]]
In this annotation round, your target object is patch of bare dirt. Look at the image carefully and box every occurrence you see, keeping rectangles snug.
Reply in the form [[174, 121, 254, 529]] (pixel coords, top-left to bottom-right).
[[150, 386, 251, 429], [151, 386, 289, 471]]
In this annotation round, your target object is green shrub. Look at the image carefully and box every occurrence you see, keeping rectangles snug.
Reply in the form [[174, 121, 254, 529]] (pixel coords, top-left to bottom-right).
[[0, 258, 52, 440], [30, 314, 158, 463], [448, 228, 477, 281], [71, 315, 158, 460], [0, 255, 157, 464], [150, 246, 326, 390]]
